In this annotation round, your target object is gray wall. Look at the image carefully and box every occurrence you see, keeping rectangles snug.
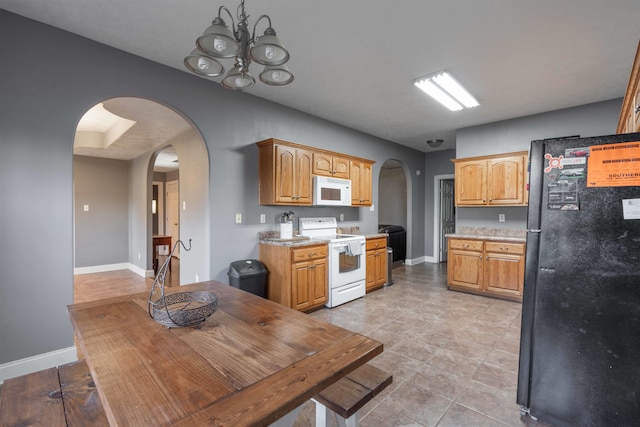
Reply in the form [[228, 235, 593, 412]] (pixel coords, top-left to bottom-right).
[[455, 99, 622, 229], [74, 156, 129, 267], [423, 149, 456, 258], [0, 10, 427, 365]]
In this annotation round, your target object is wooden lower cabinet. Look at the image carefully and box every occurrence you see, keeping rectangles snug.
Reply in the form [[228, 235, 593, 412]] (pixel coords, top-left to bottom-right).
[[366, 237, 387, 292], [447, 238, 525, 302], [259, 243, 328, 312]]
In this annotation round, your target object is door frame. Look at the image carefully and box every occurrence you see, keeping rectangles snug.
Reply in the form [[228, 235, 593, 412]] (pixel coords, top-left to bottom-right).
[[433, 174, 455, 263]]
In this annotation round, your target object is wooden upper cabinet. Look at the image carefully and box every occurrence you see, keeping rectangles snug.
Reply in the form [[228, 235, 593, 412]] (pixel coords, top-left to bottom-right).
[[454, 159, 487, 205], [258, 139, 312, 205], [617, 39, 640, 134], [312, 152, 350, 179], [487, 155, 526, 205], [453, 151, 528, 207], [258, 138, 374, 206], [350, 160, 373, 206]]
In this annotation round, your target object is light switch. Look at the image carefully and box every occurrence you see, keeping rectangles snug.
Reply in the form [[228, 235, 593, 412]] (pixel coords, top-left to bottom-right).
[[260, 214, 266, 224], [83, 205, 89, 212], [235, 213, 242, 224]]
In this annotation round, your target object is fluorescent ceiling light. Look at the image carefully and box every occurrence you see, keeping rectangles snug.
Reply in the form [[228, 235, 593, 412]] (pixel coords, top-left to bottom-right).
[[414, 71, 479, 111]]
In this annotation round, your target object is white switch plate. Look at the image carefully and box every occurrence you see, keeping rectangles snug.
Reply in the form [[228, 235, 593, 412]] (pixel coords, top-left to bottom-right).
[[235, 213, 242, 224], [260, 214, 266, 224], [83, 205, 89, 212], [369, 204, 375, 212], [339, 213, 344, 221], [499, 214, 506, 222], [182, 201, 186, 210]]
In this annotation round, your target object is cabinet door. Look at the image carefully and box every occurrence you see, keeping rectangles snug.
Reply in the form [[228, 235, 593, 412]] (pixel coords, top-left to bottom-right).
[[488, 155, 525, 205], [455, 160, 487, 206], [332, 156, 351, 179], [312, 152, 333, 177], [309, 258, 327, 306], [292, 260, 312, 310], [275, 145, 297, 203], [448, 249, 483, 290], [292, 259, 327, 310], [484, 252, 524, 298], [365, 250, 376, 291], [350, 160, 372, 206], [295, 149, 313, 204], [374, 248, 387, 287], [484, 241, 525, 299]]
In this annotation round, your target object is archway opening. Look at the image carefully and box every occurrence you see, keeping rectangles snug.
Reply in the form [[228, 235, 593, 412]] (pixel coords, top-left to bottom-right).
[[72, 97, 209, 303], [378, 159, 408, 266]]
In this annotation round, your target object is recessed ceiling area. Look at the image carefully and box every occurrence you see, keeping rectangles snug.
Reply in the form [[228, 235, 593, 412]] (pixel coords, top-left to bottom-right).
[[6, 0, 640, 155], [74, 97, 192, 168]]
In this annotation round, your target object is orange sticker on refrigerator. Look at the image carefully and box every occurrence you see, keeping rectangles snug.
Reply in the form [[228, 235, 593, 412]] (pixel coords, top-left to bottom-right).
[[587, 141, 640, 187]]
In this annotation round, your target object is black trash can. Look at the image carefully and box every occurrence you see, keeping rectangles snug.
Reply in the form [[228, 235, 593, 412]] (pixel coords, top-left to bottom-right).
[[227, 259, 267, 297]]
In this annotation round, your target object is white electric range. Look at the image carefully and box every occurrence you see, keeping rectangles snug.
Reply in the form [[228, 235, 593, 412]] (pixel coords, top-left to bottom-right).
[[299, 217, 366, 308]]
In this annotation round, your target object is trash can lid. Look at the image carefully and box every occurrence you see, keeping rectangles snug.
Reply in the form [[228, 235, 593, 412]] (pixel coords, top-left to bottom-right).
[[228, 259, 267, 277]]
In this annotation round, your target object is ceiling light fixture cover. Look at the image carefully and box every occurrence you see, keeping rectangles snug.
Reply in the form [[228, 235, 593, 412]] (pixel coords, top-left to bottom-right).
[[185, 0, 293, 90], [414, 71, 478, 111], [426, 139, 444, 148]]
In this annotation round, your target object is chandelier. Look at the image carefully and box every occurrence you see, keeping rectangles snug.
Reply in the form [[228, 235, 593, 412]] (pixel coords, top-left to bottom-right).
[[184, 0, 294, 90]]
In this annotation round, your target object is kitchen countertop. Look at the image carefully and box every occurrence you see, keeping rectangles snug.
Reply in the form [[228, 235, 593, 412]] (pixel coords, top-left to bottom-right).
[[258, 230, 388, 247], [445, 226, 527, 242]]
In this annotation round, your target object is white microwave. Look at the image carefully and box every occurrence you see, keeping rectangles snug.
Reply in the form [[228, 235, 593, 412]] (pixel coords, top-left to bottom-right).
[[313, 176, 352, 206]]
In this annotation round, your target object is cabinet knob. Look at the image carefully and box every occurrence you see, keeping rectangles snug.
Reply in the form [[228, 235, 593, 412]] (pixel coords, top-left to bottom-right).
[[500, 246, 508, 251], [309, 252, 317, 257], [308, 265, 316, 269]]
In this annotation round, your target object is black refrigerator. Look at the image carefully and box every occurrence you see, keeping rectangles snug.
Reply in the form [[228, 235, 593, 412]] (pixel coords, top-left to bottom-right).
[[517, 132, 640, 427]]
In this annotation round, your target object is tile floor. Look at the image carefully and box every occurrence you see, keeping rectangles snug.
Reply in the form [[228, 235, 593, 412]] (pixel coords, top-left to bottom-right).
[[292, 262, 549, 427]]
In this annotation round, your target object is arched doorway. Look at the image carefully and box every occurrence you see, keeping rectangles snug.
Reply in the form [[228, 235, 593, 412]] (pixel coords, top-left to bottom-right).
[[378, 159, 409, 266], [72, 97, 209, 301]]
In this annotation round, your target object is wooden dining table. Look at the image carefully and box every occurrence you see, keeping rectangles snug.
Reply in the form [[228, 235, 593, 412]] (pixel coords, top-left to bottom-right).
[[67, 280, 383, 426]]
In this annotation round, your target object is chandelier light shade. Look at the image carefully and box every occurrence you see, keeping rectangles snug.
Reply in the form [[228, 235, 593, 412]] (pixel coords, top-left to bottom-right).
[[260, 64, 294, 86], [185, 0, 293, 90], [184, 49, 224, 77], [196, 17, 239, 58]]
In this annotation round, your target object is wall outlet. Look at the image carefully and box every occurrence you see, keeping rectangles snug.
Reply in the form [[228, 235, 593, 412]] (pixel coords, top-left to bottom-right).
[[499, 213, 506, 222], [369, 204, 375, 212], [339, 213, 344, 221], [260, 214, 266, 224], [195, 274, 199, 283], [235, 213, 242, 224]]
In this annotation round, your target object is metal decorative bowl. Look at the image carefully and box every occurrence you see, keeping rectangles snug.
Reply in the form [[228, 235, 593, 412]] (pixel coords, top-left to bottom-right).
[[149, 290, 218, 328], [148, 239, 218, 328]]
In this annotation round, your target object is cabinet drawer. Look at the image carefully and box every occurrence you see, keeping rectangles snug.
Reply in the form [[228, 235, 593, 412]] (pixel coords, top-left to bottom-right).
[[484, 241, 525, 255], [292, 245, 327, 262], [448, 239, 483, 251], [366, 238, 387, 251]]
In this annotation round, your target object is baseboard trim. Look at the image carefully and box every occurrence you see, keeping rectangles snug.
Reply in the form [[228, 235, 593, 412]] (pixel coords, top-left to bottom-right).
[[404, 256, 426, 266], [74, 263, 153, 278], [0, 346, 78, 384], [74, 263, 129, 275]]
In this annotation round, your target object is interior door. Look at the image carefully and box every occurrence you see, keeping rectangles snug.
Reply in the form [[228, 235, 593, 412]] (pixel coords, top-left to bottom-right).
[[166, 180, 180, 258], [439, 179, 455, 262]]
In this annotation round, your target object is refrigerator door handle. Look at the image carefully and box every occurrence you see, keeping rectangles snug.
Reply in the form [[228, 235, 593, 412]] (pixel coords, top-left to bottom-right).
[[528, 229, 541, 233]]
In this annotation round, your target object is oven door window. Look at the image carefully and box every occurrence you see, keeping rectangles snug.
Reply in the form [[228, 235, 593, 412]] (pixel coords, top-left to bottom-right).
[[339, 251, 360, 273]]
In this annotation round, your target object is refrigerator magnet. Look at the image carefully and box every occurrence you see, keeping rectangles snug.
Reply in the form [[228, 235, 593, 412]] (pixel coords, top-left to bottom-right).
[[622, 199, 640, 219]]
